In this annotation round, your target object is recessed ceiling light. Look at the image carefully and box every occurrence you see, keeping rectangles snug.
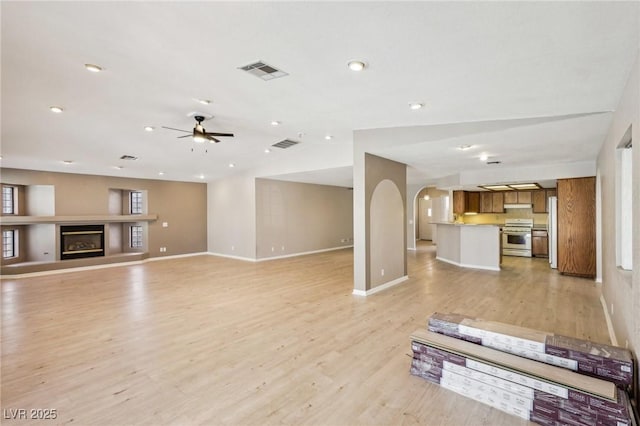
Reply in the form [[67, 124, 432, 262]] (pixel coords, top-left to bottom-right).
[[228, 163, 235, 168], [50, 106, 63, 113], [347, 60, 366, 71], [114, 165, 123, 170], [456, 145, 473, 151], [297, 132, 305, 138], [144, 126, 154, 132], [199, 174, 205, 179], [158, 171, 165, 176], [509, 183, 541, 190], [480, 184, 512, 191], [479, 153, 489, 161], [84, 64, 102, 72], [409, 102, 424, 110], [325, 135, 333, 140], [196, 99, 211, 105], [271, 121, 281, 126], [62, 160, 73, 165], [264, 148, 271, 154]]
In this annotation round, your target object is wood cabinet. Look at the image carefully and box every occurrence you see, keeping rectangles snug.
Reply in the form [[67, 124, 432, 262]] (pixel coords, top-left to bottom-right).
[[480, 192, 493, 213], [557, 177, 596, 278], [532, 189, 558, 213], [466, 192, 479, 213], [532, 190, 547, 213], [453, 190, 465, 214], [517, 191, 531, 204], [504, 191, 531, 204], [453, 191, 479, 214], [491, 192, 504, 213], [504, 191, 518, 204], [532, 230, 548, 257]]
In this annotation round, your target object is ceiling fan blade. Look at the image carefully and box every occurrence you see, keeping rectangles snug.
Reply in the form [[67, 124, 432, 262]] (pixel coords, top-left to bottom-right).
[[207, 136, 221, 143], [161, 126, 191, 133], [177, 134, 192, 139], [205, 132, 234, 137]]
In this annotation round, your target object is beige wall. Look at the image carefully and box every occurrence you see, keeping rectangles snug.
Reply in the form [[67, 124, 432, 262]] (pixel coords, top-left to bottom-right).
[[370, 179, 404, 288], [207, 175, 256, 259], [0, 168, 208, 260], [353, 151, 407, 292], [255, 179, 353, 260], [596, 51, 639, 393]]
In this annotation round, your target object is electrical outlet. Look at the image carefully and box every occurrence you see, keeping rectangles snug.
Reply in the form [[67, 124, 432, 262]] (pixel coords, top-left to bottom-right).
[[162, 222, 168, 228], [271, 246, 275, 252], [625, 339, 629, 349], [281, 246, 285, 251], [381, 269, 385, 276], [231, 245, 235, 251]]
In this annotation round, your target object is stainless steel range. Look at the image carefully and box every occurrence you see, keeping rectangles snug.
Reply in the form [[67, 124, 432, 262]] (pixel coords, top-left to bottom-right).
[[502, 218, 533, 257]]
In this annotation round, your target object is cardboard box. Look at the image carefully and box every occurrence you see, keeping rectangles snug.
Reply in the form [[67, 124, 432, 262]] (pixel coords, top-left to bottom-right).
[[545, 334, 633, 387]]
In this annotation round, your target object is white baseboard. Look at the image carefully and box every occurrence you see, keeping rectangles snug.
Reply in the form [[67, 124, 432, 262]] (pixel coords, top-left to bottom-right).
[[147, 252, 209, 262], [207, 245, 353, 263], [206, 252, 257, 262], [599, 294, 618, 346], [352, 275, 409, 296], [1, 252, 209, 279], [436, 256, 500, 272], [255, 245, 353, 262]]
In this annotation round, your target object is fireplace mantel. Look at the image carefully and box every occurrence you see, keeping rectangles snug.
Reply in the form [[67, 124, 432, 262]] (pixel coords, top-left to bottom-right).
[[0, 214, 158, 225]]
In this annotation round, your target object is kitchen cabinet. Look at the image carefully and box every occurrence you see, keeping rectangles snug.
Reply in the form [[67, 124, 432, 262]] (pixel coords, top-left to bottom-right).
[[504, 191, 518, 204], [532, 190, 547, 213], [504, 191, 531, 204], [517, 191, 532, 204], [453, 191, 479, 214], [532, 230, 548, 257], [532, 189, 557, 213], [480, 192, 493, 213], [557, 177, 596, 278], [453, 191, 465, 214], [467, 192, 479, 213], [491, 192, 504, 213]]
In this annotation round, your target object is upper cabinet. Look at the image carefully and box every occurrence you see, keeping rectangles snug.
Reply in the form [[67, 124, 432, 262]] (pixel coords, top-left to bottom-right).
[[453, 190, 479, 214], [491, 192, 504, 213], [532, 189, 558, 213], [480, 192, 493, 213], [504, 191, 531, 204], [532, 190, 547, 213]]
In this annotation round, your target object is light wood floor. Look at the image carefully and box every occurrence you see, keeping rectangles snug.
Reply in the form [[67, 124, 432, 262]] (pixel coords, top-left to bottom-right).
[[1, 242, 609, 425]]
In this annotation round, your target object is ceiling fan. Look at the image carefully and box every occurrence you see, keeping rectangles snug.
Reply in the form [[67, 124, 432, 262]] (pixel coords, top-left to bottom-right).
[[162, 115, 234, 143]]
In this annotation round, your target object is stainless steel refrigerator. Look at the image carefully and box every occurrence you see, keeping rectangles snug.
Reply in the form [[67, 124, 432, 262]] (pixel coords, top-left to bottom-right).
[[547, 196, 558, 269]]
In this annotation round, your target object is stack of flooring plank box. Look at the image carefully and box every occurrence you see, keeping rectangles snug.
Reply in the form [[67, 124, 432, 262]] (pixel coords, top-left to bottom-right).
[[409, 312, 637, 425]]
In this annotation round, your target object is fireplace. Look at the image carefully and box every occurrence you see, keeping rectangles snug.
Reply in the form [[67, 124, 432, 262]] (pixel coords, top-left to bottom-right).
[[60, 225, 105, 260]]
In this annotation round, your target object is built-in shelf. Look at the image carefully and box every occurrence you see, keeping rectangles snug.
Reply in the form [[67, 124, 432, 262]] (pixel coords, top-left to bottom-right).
[[0, 214, 158, 225]]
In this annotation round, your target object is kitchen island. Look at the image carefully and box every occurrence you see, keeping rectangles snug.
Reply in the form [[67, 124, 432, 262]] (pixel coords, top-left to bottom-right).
[[434, 222, 501, 271]]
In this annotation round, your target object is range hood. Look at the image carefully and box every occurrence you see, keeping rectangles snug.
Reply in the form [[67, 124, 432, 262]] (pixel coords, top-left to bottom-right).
[[504, 203, 532, 209]]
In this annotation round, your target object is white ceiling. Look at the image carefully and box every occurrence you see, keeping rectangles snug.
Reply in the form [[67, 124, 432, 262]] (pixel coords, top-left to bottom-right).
[[1, 2, 638, 188]]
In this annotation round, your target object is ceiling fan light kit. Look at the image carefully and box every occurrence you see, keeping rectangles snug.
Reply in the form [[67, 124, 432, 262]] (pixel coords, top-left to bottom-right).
[[162, 115, 234, 145]]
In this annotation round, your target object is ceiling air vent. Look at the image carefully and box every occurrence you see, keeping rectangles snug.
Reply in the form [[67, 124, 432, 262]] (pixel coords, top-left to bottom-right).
[[239, 61, 288, 81], [120, 155, 138, 161], [272, 139, 299, 149]]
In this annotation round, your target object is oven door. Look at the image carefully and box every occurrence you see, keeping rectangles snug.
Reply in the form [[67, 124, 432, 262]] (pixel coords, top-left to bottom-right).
[[502, 231, 532, 256]]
